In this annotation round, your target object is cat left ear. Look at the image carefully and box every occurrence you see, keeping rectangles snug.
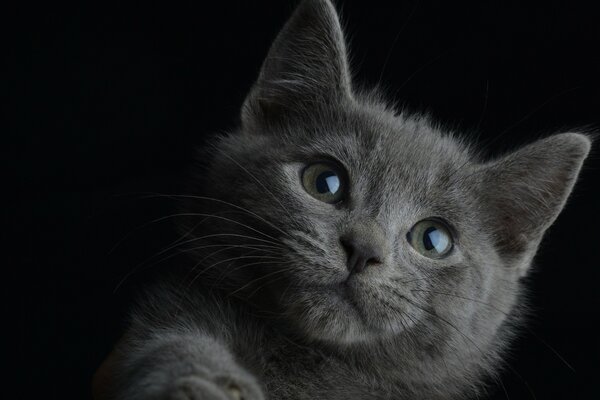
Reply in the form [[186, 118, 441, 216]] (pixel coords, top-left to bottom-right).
[[241, 0, 353, 129], [476, 133, 591, 274]]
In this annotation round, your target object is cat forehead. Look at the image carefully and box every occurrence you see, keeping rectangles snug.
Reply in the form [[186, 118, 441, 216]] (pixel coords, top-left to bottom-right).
[[253, 106, 477, 217], [280, 105, 473, 181]]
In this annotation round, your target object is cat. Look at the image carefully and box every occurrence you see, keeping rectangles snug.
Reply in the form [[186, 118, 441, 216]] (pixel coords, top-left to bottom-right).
[[95, 0, 591, 399]]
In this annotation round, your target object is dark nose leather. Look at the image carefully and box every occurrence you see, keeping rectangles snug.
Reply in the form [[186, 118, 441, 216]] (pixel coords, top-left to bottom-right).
[[340, 235, 383, 274]]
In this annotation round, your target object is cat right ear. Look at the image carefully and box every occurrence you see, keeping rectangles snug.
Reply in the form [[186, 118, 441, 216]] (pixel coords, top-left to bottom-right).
[[241, 0, 353, 130]]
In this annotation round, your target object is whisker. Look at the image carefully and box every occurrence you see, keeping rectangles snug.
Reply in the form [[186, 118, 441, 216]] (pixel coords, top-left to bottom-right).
[[179, 255, 284, 301], [209, 147, 302, 229], [404, 297, 526, 400], [113, 239, 283, 293], [411, 288, 575, 373], [141, 192, 295, 240], [108, 213, 205, 256], [229, 266, 296, 297], [124, 212, 285, 245], [245, 270, 291, 299], [147, 233, 284, 263]]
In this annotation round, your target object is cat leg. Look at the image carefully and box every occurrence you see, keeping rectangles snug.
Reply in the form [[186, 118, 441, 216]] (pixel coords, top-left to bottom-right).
[[98, 331, 264, 400]]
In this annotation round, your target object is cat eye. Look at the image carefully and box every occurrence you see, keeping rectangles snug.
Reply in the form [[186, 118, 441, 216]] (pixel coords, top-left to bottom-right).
[[407, 219, 453, 259], [301, 162, 346, 204]]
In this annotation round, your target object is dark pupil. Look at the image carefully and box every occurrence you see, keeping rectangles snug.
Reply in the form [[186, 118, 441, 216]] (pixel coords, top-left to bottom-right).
[[315, 171, 339, 194], [422, 226, 438, 251]]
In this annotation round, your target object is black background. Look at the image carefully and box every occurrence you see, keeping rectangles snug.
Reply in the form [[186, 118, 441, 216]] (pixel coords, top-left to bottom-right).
[[9, 1, 600, 399]]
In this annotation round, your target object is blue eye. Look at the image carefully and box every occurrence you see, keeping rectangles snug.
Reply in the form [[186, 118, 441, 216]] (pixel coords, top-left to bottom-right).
[[407, 219, 453, 258], [302, 162, 346, 203]]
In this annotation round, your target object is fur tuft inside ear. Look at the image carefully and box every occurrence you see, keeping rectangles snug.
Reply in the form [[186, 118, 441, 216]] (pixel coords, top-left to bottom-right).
[[476, 132, 591, 272]]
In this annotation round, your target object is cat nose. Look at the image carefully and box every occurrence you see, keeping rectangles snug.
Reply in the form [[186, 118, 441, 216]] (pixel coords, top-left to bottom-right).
[[340, 235, 383, 274]]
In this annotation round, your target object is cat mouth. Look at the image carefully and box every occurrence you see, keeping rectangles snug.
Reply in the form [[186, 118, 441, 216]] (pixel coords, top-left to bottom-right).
[[288, 278, 409, 342], [339, 281, 363, 309], [321, 280, 369, 324]]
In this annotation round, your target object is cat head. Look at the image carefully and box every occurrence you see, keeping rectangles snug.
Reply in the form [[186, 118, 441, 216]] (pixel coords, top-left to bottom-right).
[[184, 0, 590, 353]]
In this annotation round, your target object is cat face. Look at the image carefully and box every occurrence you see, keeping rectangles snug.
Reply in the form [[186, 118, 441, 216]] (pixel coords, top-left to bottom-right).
[[184, 0, 590, 348], [199, 103, 512, 345]]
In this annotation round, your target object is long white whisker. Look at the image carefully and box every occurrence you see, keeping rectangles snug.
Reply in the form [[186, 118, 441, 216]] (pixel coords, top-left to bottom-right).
[[210, 148, 302, 229], [142, 192, 295, 240]]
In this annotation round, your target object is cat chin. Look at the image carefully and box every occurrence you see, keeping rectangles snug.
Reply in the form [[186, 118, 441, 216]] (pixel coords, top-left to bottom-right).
[[283, 284, 408, 344]]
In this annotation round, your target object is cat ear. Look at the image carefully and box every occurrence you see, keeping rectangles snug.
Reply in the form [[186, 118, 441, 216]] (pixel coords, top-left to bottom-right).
[[476, 133, 591, 273], [241, 0, 352, 129]]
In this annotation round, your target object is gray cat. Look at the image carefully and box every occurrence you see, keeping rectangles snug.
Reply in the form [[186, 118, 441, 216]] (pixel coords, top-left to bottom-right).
[[98, 0, 591, 399]]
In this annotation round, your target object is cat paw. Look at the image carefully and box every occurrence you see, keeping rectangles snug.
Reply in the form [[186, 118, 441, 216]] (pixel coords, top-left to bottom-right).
[[168, 375, 264, 400]]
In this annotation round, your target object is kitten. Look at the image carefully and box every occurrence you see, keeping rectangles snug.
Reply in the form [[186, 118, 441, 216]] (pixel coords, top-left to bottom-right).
[[96, 0, 591, 399]]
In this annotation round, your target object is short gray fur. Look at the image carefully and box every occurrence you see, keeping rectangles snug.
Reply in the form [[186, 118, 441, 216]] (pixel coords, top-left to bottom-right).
[[106, 1, 592, 399]]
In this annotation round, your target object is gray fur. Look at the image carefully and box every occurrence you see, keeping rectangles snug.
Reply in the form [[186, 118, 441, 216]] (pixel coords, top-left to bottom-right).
[[107, 1, 591, 399]]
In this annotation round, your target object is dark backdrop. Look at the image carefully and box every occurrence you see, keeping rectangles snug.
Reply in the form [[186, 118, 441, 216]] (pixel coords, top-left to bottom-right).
[[10, 1, 599, 399]]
